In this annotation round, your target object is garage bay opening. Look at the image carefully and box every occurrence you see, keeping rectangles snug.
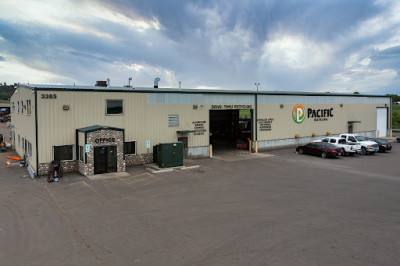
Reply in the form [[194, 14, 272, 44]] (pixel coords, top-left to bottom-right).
[[210, 109, 253, 151]]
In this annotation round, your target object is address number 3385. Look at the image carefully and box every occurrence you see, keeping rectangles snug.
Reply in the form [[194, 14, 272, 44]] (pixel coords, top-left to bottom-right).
[[41, 94, 57, 99]]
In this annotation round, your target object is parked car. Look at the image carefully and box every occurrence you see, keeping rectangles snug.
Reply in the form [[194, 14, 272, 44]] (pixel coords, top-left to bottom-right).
[[366, 138, 392, 152], [314, 137, 361, 155], [339, 134, 379, 155], [296, 142, 343, 158], [0, 114, 10, 122], [397, 136, 400, 143]]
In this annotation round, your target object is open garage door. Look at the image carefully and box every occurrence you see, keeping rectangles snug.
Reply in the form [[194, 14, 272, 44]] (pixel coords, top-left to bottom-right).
[[210, 109, 252, 151], [376, 107, 388, 137]]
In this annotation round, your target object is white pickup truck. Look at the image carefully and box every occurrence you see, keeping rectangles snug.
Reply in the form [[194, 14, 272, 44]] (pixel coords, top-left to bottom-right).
[[314, 137, 361, 155], [339, 134, 379, 155]]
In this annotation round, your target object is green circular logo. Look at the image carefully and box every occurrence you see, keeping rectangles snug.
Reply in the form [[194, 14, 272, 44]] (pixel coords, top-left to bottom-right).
[[293, 104, 305, 123]]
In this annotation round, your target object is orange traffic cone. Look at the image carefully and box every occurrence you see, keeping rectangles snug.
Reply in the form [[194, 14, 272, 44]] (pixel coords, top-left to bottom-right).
[[6, 161, 11, 167]]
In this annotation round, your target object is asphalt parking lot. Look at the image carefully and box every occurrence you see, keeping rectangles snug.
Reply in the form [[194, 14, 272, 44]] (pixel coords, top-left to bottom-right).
[[1, 124, 400, 265]]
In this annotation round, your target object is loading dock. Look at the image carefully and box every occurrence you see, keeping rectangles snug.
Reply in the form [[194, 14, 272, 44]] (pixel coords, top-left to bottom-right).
[[209, 109, 252, 150]]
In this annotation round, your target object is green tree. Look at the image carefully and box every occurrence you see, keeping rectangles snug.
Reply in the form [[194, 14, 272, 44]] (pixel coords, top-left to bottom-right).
[[393, 110, 400, 129], [0, 84, 14, 101]]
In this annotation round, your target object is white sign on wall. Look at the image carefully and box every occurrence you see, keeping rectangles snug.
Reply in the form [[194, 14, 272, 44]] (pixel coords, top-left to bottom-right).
[[146, 140, 150, 149], [85, 144, 90, 153]]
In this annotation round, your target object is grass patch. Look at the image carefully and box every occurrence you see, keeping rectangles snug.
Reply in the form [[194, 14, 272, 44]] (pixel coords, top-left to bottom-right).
[[393, 105, 400, 111]]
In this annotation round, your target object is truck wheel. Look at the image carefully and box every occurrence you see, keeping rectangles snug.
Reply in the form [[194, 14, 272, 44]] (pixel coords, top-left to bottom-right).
[[361, 147, 367, 155], [298, 149, 303, 154], [321, 152, 327, 158]]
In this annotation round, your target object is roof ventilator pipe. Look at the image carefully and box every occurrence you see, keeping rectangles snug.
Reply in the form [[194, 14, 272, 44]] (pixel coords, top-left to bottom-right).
[[154, 77, 160, 88]]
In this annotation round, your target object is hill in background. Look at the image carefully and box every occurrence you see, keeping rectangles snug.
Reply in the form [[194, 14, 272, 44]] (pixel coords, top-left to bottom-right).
[[0, 84, 15, 102]]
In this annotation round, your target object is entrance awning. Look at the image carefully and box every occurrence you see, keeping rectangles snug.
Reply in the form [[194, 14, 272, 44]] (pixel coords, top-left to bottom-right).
[[77, 125, 124, 133]]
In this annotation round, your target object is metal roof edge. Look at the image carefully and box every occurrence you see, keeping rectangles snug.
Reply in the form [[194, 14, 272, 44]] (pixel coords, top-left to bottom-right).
[[17, 84, 391, 98]]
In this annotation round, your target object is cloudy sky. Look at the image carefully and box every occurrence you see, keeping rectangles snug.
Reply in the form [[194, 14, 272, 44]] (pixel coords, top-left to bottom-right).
[[0, 0, 399, 94]]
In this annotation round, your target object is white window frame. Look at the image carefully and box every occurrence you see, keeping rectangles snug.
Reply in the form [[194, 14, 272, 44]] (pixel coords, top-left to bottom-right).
[[78, 145, 84, 162], [26, 100, 31, 115], [26, 141, 32, 157]]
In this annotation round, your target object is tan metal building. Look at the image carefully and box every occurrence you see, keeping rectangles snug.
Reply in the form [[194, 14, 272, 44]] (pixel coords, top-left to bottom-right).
[[10, 84, 392, 176]]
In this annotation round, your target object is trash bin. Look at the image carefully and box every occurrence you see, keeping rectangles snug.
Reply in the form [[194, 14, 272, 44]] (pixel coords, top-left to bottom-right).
[[156, 142, 183, 168]]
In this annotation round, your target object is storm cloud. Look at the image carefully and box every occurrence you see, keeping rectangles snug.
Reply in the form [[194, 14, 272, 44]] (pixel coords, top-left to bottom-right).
[[0, 0, 399, 94]]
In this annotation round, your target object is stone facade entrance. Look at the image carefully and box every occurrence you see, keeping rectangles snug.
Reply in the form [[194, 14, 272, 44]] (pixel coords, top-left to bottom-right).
[[77, 126, 125, 176]]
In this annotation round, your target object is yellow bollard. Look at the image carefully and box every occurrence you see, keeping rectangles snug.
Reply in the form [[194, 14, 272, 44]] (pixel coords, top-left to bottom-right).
[[249, 140, 252, 152], [255, 141, 258, 153], [209, 144, 213, 158]]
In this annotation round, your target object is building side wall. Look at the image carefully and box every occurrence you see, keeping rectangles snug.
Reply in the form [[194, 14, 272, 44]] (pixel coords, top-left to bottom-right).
[[37, 91, 213, 163], [33, 89, 392, 165], [78, 132, 85, 147], [10, 86, 37, 172], [256, 103, 387, 141]]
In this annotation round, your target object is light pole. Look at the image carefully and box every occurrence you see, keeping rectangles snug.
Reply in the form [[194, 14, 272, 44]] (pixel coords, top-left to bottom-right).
[[254, 82, 260, 91]]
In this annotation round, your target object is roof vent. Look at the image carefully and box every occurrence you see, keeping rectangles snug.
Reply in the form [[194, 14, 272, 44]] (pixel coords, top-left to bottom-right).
[[154, 77, 160, 88], [95, 81, 107, 87]]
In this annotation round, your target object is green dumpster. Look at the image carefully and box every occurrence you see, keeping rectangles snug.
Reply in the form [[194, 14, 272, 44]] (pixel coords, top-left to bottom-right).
[[157, 142, 183, 168]]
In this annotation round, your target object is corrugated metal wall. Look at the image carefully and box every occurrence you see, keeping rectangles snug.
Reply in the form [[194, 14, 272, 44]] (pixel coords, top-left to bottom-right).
[[258, 95, 391, 104], [31, 89, 391, 164], [37, 91, 213, 163], [256, 103, 383, 140], [10, 86, 37, 170]]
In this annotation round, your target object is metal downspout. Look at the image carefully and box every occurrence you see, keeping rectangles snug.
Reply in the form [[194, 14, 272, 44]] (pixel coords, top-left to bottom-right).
[[34, 88, 39, 176]]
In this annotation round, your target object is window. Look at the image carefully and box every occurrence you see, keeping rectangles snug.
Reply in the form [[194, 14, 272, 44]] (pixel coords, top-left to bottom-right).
[[21, 101, 24, 114], [53, 145, 74, 161], [26, 100, 31, 115], [17, 102, 20, 113], [124, 141, 136, 155], [355, 136, 366, 141], [348, 136, 356, 142], [26, 141, 32, 157], [18, 135, 20, 148], [22, 137, 25, 150], [168, 115, 179, 127], [78, 146, 84, 162], [12, 102, 15, 113], [106, 100, 123, 115], [322, 139, 329, 142], [329, 139, 336, 143]]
